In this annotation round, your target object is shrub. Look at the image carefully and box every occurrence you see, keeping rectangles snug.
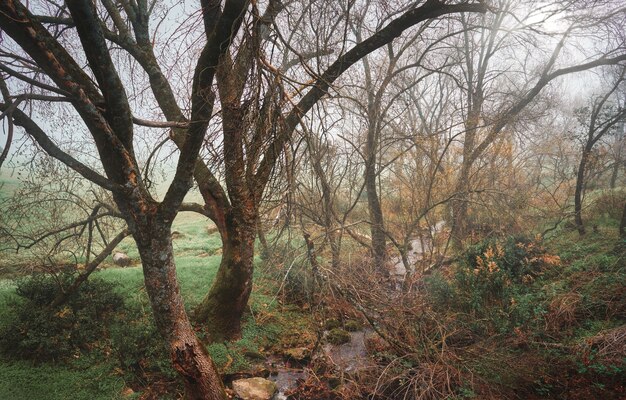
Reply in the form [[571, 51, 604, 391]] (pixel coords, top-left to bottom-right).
[[324, 318, 341, 330], [427, 236, 560, 333], [0, 271, 124, 362], [588, 190, 625, 223], [344, 320, 362, 332], [110, 311, 176, 383]]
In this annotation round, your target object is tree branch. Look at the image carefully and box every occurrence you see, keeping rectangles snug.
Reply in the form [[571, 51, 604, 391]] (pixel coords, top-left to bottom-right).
[[255, 0, 488, 194]]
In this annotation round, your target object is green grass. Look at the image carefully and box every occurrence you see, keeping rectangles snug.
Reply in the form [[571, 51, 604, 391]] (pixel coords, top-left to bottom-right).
[[0, 359, 126, 400], [0, 211, 305, 399]]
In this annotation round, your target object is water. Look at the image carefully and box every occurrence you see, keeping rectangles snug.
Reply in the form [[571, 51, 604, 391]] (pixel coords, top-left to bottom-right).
[[267, 328, 376, 398], [390, 221, 445, 287], [269, 367, 308, 400], [322, 329, 375, 372]]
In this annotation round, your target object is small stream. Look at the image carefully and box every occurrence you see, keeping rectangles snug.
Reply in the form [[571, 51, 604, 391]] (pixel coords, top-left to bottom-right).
[[267, 328, 376, 399], [267, 222, 445, 398], [269, 366, 307, 400], [322, 328, 375, 373], [390, 221, 445, 287]]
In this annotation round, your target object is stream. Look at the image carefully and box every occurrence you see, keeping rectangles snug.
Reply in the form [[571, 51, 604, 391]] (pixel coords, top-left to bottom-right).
[[267, 222, 446, 398], [267, 328, 376, 399], [389, 221, 445, 287]]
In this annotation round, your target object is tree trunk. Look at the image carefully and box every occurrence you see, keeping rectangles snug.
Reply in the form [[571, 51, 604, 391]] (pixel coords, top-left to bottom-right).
[[610, 160, 620, 189], [193, 210, 256, 342], [134, 223, 226, 399], [451, 162, 472, 245], [365, 158, 387, 271], [575, 148, 590, 236], [619, 201, 626, 239]]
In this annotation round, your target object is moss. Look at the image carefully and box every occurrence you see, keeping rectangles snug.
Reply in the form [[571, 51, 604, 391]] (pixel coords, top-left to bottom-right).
[[326, 328, 351, 345], [324, 318, 341, 330], [344, 320, 362, 332], [206, 342, 251, 374]]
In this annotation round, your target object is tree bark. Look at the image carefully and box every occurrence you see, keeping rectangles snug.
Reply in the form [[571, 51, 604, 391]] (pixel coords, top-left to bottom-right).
[[619, 201, 626, 239], [575, 148, 590, 236], [134, 221, 226, 399], [365, 156, 387, 270], [610, 162, 618, 189], [193, 209, 256, 342], [451, 161, 472, 245]]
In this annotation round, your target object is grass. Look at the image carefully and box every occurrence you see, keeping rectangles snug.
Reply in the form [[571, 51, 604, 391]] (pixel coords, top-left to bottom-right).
[[0, 359, 126, 400], [0, 211, 310, 399], [466, 224, 624, 398]]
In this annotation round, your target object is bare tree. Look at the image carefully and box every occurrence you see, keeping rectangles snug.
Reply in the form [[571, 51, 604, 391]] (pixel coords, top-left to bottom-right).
[[573, 67, 626, 235], [0, 0, 248, 396], [187, 0, 489, 339], [445, 0, 626, 243]]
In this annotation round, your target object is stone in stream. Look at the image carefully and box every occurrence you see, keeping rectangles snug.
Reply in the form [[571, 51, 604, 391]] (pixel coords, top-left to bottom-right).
[[326, 328, 351, 345], [283, 347, 310, 361], [112, 252, 131, 267], [232, 377, 277, 400], [323, 329, 376, 373]]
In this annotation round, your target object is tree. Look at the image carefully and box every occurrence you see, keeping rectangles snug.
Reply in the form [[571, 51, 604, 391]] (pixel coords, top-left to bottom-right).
[[620, 200, 626, 238], [573, 67, 626, 235], [0, 0, 490, 395], [189, 0, 489, 339], [0, 0, 247, 397], [443, 0, 626, 244]]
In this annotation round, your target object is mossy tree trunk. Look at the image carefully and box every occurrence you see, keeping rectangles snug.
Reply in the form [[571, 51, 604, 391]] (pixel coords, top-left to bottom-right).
[[134, 220, 226, 399], [193, 206, 257, 342], [574, 147, 591, 236]]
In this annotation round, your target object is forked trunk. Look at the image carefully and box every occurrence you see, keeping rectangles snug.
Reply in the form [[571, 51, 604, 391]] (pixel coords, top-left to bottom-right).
[[134, 224, 225, 400], [193, 213, 256, 342]]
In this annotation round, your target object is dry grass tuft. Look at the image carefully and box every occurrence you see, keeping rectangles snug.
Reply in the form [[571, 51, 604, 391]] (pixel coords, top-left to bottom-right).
[[545, 292, 582, 331], [580, 325, 626, 366]]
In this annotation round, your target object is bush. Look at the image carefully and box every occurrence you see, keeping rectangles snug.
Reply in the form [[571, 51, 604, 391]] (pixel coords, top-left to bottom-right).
[[110, 310, 176, 383], [344, 320, 362, 332], [427, 236, 560, 333], [0, 271, 124, 362], [588, 190, 625, 223]]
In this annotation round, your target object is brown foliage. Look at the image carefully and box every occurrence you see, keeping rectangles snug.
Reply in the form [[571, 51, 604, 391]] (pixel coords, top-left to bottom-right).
[[545, 292, 583, 332]]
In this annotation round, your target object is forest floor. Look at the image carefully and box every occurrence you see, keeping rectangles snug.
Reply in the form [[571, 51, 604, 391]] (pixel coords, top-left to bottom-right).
[[0, 210, 624, 399], [0, 212, 318, 399]]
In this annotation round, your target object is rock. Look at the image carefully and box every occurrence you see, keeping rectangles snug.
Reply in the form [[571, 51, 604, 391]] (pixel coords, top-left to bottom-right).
[[232, 377, 277, 400], [112, 252, 131, 267], [326, 328, 351, 345], [284, 347, 310, 361], [171, 230, 184, 239], [243, 349, 266, 360]]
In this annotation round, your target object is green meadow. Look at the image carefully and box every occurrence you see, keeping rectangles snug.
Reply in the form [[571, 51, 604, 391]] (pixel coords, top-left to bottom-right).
[[0, 209, 301, 399]]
